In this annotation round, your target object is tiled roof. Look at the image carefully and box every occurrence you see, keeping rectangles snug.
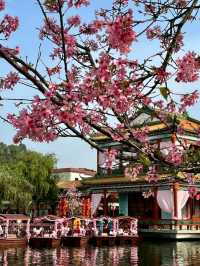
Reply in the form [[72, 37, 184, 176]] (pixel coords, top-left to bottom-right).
[[56, 180, 81, 189], [52, 167, 96, 176], [81, 172, 200, 186], [81, 174, 172, 186], [91, 117, 200, 141]]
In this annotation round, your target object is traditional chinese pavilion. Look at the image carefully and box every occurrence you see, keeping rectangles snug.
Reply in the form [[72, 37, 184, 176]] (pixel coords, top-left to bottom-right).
[[77, 111, 200, 239], [57, 110, 200, 238]]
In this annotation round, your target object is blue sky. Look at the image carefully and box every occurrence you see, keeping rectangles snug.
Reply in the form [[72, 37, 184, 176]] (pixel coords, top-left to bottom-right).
[[0, 0, 200, 170]]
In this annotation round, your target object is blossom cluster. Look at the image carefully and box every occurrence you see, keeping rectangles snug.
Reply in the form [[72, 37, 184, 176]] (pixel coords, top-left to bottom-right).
[[179, 90, 199, 112], [103, 149, 118, 169], [107, 11, 136, 53], [176, 52, 200, 82], [0, 0, 5, 11], [131, 127, 149, 143], [166, 145, 183, 166], [124, 164, 143, 180], [67, 0, 90, 8], [154, 68, 170, 83], [146, 165, 159, 182], [47, 65, 62, 76], [1, 15, 19, 38], [146, 26, 161, 40], [0, 0, 200, 185], [0, 72, 19, 90], [188, 186, 197, 198]]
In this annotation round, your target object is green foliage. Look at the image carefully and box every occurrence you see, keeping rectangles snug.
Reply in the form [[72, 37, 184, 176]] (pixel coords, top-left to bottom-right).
[[0, 165, 32, 212], [184, 146, 200, 165], [0, 142, 58, 214], [138, 153, 151, 167]]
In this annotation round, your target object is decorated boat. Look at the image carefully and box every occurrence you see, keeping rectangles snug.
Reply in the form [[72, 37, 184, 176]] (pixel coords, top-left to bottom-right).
[[89, 217, 118, 246], [61, 217, 90, 247], [29, 215, 63, 248], [0, 214, 30, 248], [115, 216, 139, 245]]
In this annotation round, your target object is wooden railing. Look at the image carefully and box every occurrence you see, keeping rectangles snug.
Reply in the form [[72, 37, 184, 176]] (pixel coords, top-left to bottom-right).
[[139, 219, 200, 231]]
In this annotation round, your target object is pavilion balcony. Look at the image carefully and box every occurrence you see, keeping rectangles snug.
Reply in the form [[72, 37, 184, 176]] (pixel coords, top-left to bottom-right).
[[139, 219, 200, 239]]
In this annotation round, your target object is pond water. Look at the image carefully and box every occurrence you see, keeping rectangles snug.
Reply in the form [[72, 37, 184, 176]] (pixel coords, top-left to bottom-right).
[[1, 241, 200, 266]]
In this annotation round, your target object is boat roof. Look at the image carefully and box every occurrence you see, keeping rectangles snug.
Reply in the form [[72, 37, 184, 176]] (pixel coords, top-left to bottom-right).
[[33, 215, 62, 223], [0, 214, 30, 221]]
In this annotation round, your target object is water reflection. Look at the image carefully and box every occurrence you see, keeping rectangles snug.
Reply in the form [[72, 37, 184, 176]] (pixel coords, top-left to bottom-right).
[[139, 241, 200, 266], [0, 242, 200, 265]]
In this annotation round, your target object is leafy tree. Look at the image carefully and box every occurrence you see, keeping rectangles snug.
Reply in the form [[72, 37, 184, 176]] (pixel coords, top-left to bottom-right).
[[0, 165, 32, 213], [16, 151, 58, 215], [0, 143, 58, 215]]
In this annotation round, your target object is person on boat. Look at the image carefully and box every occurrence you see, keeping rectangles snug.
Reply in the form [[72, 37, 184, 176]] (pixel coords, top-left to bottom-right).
[[80, 225, 86, 236], [117, 228, 124, 235], [33, 227, 44, 237], [103, 220, 109, 234], [98, 219, 105, 235], [73, 218, 81, 236], [50, 230, 57, 238], [61, 224, 70, 236], [108, 219, 113, 233], [130, 220, 138, 235], [109, 230, 117, 236]]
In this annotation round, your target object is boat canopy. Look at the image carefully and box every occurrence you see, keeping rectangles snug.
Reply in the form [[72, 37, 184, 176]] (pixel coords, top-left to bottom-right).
[[0, 214, 30, 221]]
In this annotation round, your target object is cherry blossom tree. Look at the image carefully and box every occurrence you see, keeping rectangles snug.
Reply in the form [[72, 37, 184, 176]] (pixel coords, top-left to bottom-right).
[[0, 0, 200, 179]]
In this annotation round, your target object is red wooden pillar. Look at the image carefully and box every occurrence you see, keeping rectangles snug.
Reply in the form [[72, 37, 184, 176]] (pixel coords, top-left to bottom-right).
[[173, 182, 179, 219], [103, 190, 108, 216], [153, 188, 160, 220]]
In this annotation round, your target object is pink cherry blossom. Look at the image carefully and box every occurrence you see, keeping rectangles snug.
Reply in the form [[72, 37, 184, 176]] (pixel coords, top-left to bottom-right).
[[124, 164, 143, 180], [47, 65, 62, 76], [188, 186, 197, 198], [131, 127, 149, 143], [7, 100, 58, 143], [0, 0, 5, 11], [146, 165, 159, 182], [80, 20, 104, 35], [145, 4, 156, 13], [154, 68, 170, 83], [196, 194, 200, 200], [0, 45, 20, 56], [0, 72, 20, 90], [67, 15, 81, 27], [1, 15, 19, 38], [103, 149, 118, 169], [146, 26, 161, 40], [176, 0, 187, 8], [166, 145, 183, 166], [116, 0, 129, 5], [0, 0, 200, 179], [186, 173, 195, 185], [176, 52, 200, 82], [67, 0, 90, 8], [179, 90, 199, 112], [44, 0, 63, 12], [107, 11, 136, 53]]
